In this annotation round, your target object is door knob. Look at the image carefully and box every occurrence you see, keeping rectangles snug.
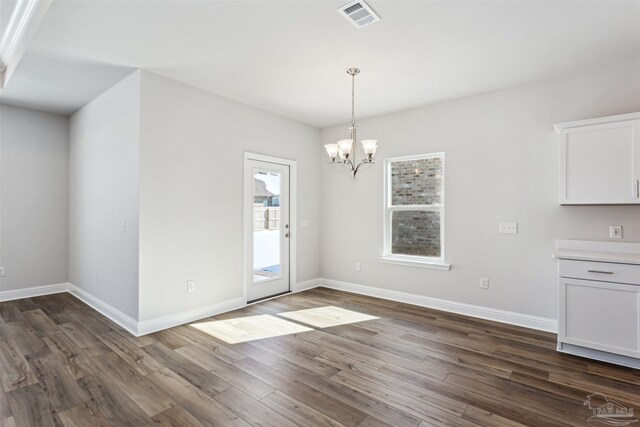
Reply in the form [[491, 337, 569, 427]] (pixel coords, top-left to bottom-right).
[[285, 233, 290, 238]]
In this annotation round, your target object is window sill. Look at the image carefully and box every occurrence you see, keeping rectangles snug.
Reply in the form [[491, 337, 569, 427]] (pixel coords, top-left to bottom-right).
[[379, 257, 451, 270]]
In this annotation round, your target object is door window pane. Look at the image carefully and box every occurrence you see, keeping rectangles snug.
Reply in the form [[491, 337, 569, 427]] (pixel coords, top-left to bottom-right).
[[253, 171, 281, 283]]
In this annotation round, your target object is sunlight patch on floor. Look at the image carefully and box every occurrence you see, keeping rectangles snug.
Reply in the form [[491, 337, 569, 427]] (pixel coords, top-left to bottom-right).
[[190, 314, 313, 344], [278, 306, 378, 328]]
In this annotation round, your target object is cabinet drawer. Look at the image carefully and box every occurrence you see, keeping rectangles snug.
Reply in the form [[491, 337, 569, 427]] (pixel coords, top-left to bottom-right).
[[559, 259, 640, 285]]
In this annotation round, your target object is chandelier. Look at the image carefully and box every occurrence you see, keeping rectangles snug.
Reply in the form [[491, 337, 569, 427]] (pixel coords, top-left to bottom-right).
[[324, 68, 378, 178]]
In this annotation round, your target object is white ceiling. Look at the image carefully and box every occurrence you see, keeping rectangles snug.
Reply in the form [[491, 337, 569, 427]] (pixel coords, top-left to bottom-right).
[[2, 0, 639, 127], [0, 0, 17, 33], [0, 50, 134, 113]]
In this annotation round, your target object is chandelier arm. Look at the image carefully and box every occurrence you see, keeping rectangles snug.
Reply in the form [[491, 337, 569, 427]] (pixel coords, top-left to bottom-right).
[[353, 158, 375, 175], [352, 161, 365, 178]]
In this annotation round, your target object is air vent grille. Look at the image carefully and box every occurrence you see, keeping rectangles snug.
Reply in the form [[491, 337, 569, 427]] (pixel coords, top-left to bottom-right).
[[338, 0, 380, 28], [343, 3, 363, 15]]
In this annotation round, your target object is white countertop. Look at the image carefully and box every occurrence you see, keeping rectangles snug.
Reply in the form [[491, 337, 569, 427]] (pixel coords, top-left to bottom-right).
[[554, 240, 640, 265], [553, 249, 640, 265]]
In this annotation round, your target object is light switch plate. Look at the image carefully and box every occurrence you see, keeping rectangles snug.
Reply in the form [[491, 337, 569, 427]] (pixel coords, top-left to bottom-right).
[[187, 280, 196, 293], [499, 222, 518, 234], [610, 225, 622, 239]]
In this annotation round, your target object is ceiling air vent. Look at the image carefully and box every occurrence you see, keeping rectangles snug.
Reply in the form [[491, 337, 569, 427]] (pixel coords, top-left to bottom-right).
[[338, 0, 380, 28]]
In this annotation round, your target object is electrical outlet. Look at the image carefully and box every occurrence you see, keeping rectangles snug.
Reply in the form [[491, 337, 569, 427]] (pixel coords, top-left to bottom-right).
[[355, 262, 361, 272], [122, 220, 127, 233], [480, 277, 489, 289], [94, 272, 99, 283], [610, 225, 622, 239], [0, 267, 5, 277], [499, 222, 518, 234], [187, 280, 196, 293]]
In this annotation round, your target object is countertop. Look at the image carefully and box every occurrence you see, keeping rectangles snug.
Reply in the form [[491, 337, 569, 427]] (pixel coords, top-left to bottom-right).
[[553, 249, 640, 265]]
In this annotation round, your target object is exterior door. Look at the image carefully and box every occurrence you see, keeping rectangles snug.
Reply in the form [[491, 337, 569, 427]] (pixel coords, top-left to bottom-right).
[[245, 159, 290, 302]]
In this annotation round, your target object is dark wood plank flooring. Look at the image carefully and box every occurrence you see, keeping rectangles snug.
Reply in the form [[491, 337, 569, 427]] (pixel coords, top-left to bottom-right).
[[0, 287, 638, 426]]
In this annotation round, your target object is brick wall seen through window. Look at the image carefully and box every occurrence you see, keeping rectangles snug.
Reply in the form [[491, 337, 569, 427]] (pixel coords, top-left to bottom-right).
[[385, 154, 444, 261]]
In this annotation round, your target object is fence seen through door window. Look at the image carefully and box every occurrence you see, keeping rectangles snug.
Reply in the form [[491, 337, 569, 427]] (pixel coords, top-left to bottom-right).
[[253, 207, 280, 231]]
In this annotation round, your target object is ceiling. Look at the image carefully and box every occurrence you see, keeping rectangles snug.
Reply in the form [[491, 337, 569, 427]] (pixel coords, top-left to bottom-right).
[[0, 1, 17, 33], [1, 0, 639, 128]]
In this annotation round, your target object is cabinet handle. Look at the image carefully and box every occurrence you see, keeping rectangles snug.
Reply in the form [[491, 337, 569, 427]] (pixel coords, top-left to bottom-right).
[[587, 269, 613, 274], [637, 179, 639, 198]]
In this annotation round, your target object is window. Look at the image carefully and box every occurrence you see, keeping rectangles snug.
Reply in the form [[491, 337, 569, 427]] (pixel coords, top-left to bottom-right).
[[382, 153, 449, 269]]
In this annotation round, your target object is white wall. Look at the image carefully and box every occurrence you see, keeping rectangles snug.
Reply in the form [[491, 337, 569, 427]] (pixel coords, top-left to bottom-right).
[[320, 58, 640, 320], [69, 71, 140, 319], [138, 71, 320, 322], [0, 105, 69, 291], [7, 56, 636, 331]]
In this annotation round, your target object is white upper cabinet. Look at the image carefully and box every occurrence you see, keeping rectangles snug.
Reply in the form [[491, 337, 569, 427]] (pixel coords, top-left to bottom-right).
[[555, 113, 640, 205]]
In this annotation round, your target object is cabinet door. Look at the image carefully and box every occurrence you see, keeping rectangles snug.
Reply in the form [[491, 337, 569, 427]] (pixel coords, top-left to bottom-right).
[[559, 278, 640, 358], [560, 118, 640, 204]]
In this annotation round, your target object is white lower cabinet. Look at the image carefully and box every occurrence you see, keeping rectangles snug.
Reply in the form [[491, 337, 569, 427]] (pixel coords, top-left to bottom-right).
[[559, 278, 640, 359], [557, 254, 640, 368]]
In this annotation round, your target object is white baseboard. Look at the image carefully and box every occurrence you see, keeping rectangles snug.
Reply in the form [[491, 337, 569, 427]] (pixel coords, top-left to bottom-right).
[[0, 281, 247, 337], [0, 282, 69, 302], [137, 297, 246, 336], [67, 284, 139, 336], [0, 277, 558, 335], [0, 283, 137, 335], [292, 278, 322, 293], [319, 278, 558, 333], [62, 278, 319, 335]]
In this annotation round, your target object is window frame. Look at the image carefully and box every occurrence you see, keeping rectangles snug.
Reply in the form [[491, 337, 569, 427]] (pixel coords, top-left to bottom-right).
[[381, 152, 450, 270]]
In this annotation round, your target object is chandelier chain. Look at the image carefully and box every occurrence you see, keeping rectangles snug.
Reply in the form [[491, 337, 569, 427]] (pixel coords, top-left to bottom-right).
[[351, 72, 356, 129]]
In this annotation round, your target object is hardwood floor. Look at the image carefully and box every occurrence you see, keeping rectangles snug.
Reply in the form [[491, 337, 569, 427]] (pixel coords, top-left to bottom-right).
[[0, 288, 639, 426]]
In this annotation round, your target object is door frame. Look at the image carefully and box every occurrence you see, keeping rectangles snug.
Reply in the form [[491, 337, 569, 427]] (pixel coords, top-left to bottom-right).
[[243, 152, 297, 304]]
